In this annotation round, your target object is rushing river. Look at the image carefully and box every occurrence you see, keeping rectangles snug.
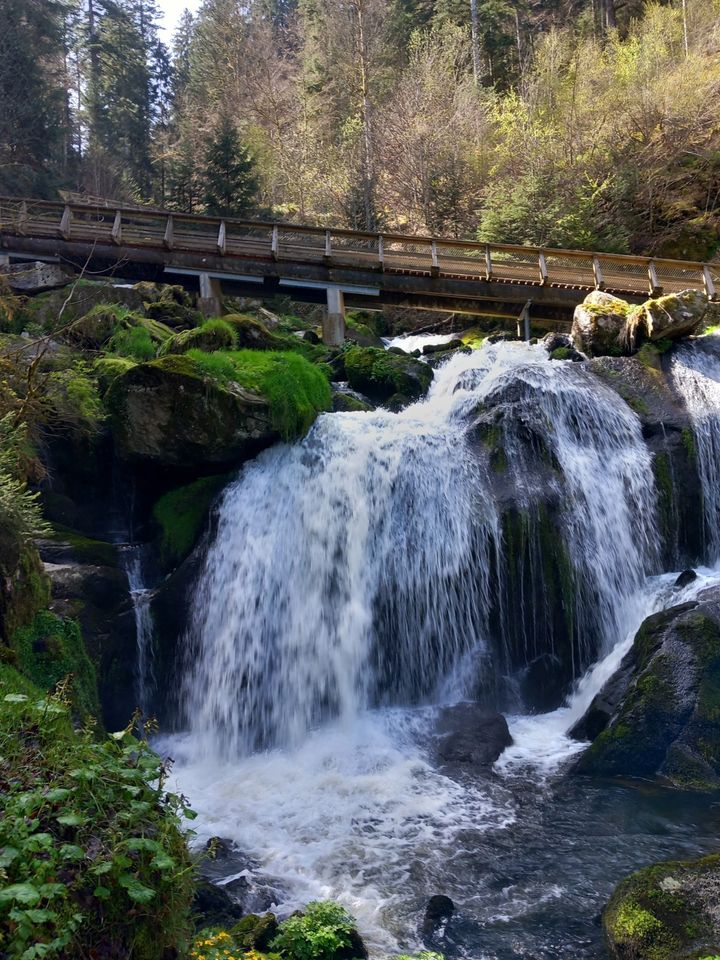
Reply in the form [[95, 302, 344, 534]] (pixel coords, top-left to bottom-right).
[[158, 336, 720, 958]]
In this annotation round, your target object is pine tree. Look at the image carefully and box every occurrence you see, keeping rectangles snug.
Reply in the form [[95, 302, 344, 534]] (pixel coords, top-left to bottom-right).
[[201, 116, 259, 217]]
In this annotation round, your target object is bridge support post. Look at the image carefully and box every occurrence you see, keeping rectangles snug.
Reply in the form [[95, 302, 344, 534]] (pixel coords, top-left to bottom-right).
[[198, 273, 223, 317], [323, 287, 346, 346]]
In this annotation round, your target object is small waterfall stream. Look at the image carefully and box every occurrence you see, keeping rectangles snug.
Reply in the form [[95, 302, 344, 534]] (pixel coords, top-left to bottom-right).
[[160, 336, 720, 958], [122, 544, 156, 715]]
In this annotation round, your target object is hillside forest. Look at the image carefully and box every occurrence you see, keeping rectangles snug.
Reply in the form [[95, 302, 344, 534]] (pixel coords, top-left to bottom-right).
[[2, 0, 720, 259]]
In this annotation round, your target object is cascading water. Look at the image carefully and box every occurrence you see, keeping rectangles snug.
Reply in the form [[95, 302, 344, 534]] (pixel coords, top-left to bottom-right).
[[122, 544, 156, 715], [162, 337, 720, 958], [669, 336, 720, 562]]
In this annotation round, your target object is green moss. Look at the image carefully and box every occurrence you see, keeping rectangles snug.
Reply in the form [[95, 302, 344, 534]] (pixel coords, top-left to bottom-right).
[[49, 525, 119, 567], [333, 393, 374, 412], [550, 346, 573, 361], [12, 611, 99, 720], [159, 318, 239, 357], [109, 323, 157, 360], [94, 355, 137, 393], [186, 349, 332, 440], [682, 427, 696, 462], [344, 345, 432, 403], [613, 901, 664, 941], [153, 476, 229, 567]]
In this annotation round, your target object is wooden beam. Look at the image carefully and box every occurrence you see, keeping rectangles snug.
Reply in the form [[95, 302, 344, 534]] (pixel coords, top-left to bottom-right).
[[485, 245, 493, 280], [217, 220, 227, 256], [59, 205, 72, 240], [378, 235, 384, 271], [111, 210, 122, 245], [703, 265, 717, 301], [538, 251, 548, 284], [592, 257, 605, 290], [163, 215, 174, 250], [431, 240, 440, 277], [271, 224, 279, 260], [648, 260, 662, 296]]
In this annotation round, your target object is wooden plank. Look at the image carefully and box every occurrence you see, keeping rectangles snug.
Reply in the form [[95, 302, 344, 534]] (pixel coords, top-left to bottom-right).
[[324, 230, 332, 262], [648, 260, 662, 296], [18, 201, 28, 235], [59, 205, 72, 240], [703, 265, 717, 300], [431, 240, 440, 277], [538, 251, 548, 284], [592, 257, 605, 290], [111, 210, 122, 245]]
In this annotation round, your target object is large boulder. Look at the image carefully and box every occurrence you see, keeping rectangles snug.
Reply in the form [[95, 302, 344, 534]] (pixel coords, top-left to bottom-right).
[[158, 319, 238, 357], [3, 260, 73, 292], [624, 289, 708, 351], [571, 291, 632, 357], [603, 854, 720, 960], [573, 585, 720, 788], [433, 701, 513, 770], [344, 345, 433, 405], [106, 355, 276, 469]]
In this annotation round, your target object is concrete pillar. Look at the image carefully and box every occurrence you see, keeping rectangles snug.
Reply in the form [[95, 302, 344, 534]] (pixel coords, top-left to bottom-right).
[[323, 287, 346, 346], [198, 272, 223, 317]]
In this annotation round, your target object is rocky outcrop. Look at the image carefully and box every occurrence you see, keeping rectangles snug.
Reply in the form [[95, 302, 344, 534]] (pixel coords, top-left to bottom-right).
[[433, 702, 513, 770], [3, 261, 73, 292], [344, 345, 433, 406], [107, 355, 276, 470], [159, 319, 237, 356], [624, 290, 709, 352], [571, 291, 633, 357], [603, 854, 720, 960], [573, 585, 720, 789], [572, 290, 708, 358]]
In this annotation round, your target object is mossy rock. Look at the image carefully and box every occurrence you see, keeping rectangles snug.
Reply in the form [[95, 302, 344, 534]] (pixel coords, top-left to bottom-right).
[[231, 913, 279, 951], [66, 304, 140, 348], [574, 587, 720, 788], [11, 609, 99, 720], [571, 291, 633, 357], [344, 345, 433, 405], [94, 355, 137, 393], [159, 318, 238, 357], [0, 539, 51, 646], [604, 854, 720, 959], [144, 298, 200, 329], [153, 475, 229, 568], [223, 313, 283, 349], [15, 281, 147, 334], [106, 354, 277, 469], [332, 392, 375, 413]]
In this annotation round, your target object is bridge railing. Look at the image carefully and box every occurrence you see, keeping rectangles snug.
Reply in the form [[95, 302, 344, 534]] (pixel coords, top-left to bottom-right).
[[0, 197, 717, 301]]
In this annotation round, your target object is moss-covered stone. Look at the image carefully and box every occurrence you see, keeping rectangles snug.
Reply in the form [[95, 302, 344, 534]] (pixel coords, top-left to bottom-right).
[[332, 392, 375, 412], [344, 345, 433, 405], [94, 355, 137, 393], [159, 318, 238, 357], [574, 588, 720, 788], [153, 475, 228, 568], [604, 855, 720, 959]]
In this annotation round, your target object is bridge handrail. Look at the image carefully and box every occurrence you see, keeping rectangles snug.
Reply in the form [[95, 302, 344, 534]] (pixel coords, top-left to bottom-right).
[[0, 196, 717, 300]]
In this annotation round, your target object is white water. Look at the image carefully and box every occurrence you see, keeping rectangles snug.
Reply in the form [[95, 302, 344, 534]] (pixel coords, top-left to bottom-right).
[[122, 545, 156, 714], [183, 342, 658, 757], [156, 340, 699, 953], [669, 336, 720, 563], [384, 332, 456, 353]]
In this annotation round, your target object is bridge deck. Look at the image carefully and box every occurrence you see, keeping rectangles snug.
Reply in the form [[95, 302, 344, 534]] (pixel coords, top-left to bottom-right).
[[1, 198, 717, 325]]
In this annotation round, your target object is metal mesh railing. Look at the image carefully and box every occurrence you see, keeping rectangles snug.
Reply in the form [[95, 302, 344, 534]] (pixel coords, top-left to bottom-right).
[[545, 253, 595, 288]]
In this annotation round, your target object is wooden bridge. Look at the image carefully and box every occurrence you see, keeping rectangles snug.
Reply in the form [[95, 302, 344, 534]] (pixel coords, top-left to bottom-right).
[[1, 196, 717, 344]]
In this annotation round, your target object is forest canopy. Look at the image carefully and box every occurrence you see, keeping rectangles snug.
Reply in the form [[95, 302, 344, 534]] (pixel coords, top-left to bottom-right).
[[1, 0, 719, 258]]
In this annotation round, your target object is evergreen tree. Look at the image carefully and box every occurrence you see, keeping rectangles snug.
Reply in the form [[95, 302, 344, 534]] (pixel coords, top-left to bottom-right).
[[0, 0, 69, 195], [201, 116, 259, 216]]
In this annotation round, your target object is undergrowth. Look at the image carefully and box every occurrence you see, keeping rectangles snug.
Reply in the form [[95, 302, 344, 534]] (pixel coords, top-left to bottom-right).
[[0, 670, 195, 959]]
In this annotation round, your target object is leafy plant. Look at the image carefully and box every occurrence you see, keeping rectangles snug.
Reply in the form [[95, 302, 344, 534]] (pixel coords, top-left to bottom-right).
[[0, 414, 49, 546], [270, 901, 359, 960], [0, 673, 196, 959]]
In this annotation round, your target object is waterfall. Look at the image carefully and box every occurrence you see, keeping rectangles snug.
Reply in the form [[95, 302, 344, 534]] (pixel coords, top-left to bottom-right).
[[669, 336, 720, 563], [122, 544, 156, 715], [183, 341, 659, 758]]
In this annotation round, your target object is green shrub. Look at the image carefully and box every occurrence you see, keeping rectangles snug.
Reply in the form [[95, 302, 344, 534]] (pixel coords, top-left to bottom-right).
[[187, 349, 332, 440], [0, 679, 195, 960], [153, 475, 228, 567], [13, 611, 99, 720], [109, 324, 156, 361], [0, 415, 49, 549], [270, 901, 358, 960]]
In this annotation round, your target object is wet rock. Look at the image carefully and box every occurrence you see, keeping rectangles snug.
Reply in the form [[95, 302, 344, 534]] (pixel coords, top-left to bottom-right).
[[294, 328, 321, 344], [434, 702, 513, 769], [224, 313, 282, 349], [192, 880, 245, 928], [603, 854, 720, 960], [106, 355, 276, 469], [331, 385, 375, 413], [230, 913, 279, 951], [624, 289, 708, 351], [675, 569, 698, 589], [571, 291, 632, 357], [344, 345, 433, 405], [421, 894, 455, 937], [3, 260, 73, 292], [422, 339, 463, 355], [573, 586, 720, 788]]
